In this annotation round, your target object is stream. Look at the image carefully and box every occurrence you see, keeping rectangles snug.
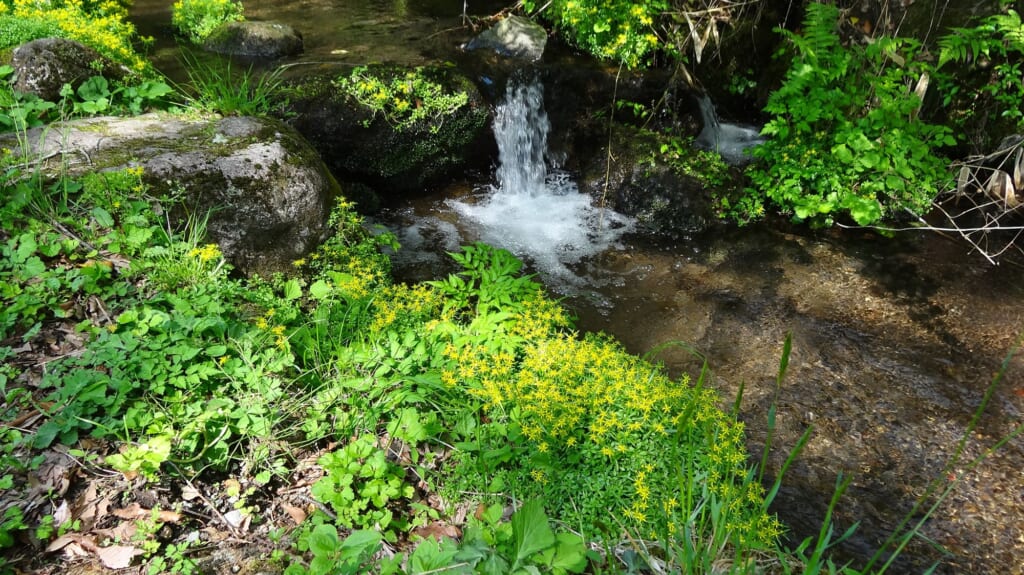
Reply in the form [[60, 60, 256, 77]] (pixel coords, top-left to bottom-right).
[[129, 1, 1024, 572]]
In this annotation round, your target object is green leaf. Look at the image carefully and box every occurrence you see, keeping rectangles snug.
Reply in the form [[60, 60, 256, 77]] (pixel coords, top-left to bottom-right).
[[308, 524, 340, 556], [282, 279, 302, 301], [511, 500, 555, 569], [547, 532, 588, 572], [308, 279, 332, 299], [91, 207, 114, 228], [338, 529, 382, 562]]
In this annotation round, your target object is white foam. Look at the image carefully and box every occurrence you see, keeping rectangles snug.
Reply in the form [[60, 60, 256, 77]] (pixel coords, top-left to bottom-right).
[[447, 75, 634, 287]]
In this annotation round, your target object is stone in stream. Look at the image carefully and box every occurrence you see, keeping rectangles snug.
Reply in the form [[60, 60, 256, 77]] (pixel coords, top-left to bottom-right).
[[202, 21, 304, 59], [464, 15, 548, 61]]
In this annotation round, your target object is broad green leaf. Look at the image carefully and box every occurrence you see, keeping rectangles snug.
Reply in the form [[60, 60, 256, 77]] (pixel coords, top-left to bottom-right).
[[91, 207, 114, 228], [308, 279, 332, 299], [511, 500, 554, 568], [282, 279, 302, 300], [546, 532, 588, 572], [308, 524, 340, 556], [338, 529, 382, 561]]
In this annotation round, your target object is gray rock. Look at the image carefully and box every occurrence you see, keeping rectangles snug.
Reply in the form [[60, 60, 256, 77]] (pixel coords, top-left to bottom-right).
[[465, 15, 547, 61], [203, 21, 303, 59], [10, 38, 132, 101], [0, 113, 338, 277]]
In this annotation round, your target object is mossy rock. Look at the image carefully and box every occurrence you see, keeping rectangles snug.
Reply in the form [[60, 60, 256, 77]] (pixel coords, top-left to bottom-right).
[[579, 123, 737, 237], [278, 64, 492, 206]]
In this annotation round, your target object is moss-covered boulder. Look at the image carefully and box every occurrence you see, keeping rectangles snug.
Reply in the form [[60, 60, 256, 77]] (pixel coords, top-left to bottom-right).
[[579, 124, 734, 237], [10, 38, 132, 102], [0, 113, 338, 277], [279, 64, 492, 207]]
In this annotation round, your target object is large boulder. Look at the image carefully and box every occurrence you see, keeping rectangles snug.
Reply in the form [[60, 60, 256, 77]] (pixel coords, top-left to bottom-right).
[[0, 113, 338, 277], [280, 64, 491, 206], [202, 21, 303, 59], [10, 38, 132, 102], [579, 124, 726, 237]]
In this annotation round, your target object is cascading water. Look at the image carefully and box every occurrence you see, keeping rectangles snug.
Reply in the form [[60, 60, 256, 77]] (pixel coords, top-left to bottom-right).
[[448, 74, 634, 285], [694, 94, 765, 166]]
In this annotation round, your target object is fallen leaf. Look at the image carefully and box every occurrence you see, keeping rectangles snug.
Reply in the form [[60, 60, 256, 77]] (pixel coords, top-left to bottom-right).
[[95, 544, 144, 569], [93, 521, 138, 543], [281, 503, 307, 525], [412, 521, 461, 541], [202, 527, 230, 542], [52, 500, 71, 527], [222, 509, 250, 531]]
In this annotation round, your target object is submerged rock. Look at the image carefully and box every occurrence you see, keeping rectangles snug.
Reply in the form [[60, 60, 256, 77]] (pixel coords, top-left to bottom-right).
[[202, 21, 303, 59], [464, 15, 548, 61], [10, 38, 132, 102], [0, 113, 338, 277]]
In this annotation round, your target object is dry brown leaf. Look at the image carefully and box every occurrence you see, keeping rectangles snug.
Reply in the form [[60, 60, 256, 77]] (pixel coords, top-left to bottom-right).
[[202, 527, 230, 542], [411, 521, 461, 541], [29, 452, 74, 499], [281, 502, 307, 525], [95, 544, 144, 569], [93, 521, 138, 543], [52, 500, 71, 527], [47, 533, 87, 553], [112, 503, 181, 523]]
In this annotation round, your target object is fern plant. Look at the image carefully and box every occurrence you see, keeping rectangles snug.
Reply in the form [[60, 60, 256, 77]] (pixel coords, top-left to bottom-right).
[[737, 2, 954, 227], [935, 7, 1024, 142]]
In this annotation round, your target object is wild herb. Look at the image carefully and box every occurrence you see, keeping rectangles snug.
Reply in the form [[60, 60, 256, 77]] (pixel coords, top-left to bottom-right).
[[741, 3, 955, 226]]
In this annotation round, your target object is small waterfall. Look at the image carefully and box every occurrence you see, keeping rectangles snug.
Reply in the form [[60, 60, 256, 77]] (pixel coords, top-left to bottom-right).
[[694, 94, 765, 166], [493, 78, 550, 197], [448, 74, 633, 285]]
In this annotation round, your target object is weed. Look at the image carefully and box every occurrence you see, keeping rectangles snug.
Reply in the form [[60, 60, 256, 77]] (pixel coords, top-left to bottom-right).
[[178, 52, 285, 117]]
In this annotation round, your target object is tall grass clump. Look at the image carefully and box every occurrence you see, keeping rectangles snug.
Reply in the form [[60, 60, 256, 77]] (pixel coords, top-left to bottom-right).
[[178, 52, 285, 116]]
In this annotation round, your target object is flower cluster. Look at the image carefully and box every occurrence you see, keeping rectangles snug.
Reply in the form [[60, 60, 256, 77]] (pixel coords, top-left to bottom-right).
[[6, 0, 149, 72], [335, 66, 470, 132], [525, 0, 667, 68]]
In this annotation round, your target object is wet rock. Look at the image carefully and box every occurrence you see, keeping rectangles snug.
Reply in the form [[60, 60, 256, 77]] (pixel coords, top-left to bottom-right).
[[0, 113, 338, 277], [279, 64, 491, 205], [202, 21, 303, 59], [464, 15, 547, 61], [579, 124, 718, 237], [9, 38, 132, 102]]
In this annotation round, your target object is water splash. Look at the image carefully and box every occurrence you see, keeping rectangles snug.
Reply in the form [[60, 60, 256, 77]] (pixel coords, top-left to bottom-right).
[[694, 94, 764, 166], [449, 75, 633, 286]]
